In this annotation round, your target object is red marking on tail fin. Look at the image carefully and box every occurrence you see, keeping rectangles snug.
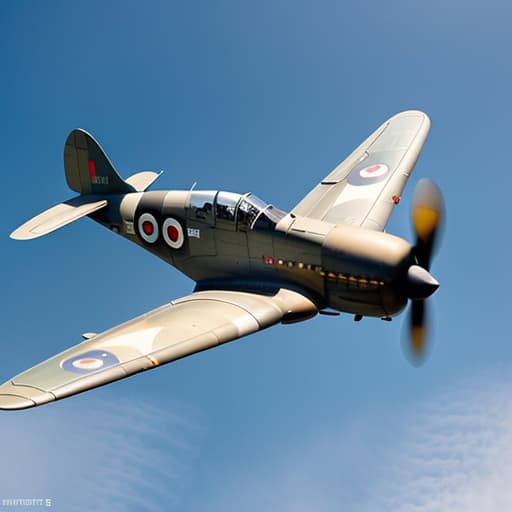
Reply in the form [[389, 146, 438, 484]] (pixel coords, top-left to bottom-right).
[[88, 160, 96, 179]]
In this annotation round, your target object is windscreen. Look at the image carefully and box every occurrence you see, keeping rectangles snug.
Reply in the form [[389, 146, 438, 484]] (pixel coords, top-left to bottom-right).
[[238, 194, 287, 231]]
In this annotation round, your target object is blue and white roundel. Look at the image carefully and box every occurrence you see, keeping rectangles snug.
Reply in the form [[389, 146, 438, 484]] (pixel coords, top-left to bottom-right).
[[61, 350, 120, 374]]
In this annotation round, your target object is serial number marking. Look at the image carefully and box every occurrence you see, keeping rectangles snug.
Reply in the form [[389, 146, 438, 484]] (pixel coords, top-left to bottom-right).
[[187, 228, 200, 238], [91, 176, 109, 185]]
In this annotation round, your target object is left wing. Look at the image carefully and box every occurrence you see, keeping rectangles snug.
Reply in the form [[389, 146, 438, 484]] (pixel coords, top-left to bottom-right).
[[0, 289, 317, 410], [292, 110, 430, 231]]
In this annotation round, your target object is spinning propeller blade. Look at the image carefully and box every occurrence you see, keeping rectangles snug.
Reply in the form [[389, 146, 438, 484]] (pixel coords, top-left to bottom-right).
[[404, 179, 444, 364]]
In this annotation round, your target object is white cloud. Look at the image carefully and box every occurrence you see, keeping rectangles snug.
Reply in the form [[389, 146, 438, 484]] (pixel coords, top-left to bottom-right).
[[5, 369, 512, 512], [373, 371, 512, 512], [0, 392, 205, 511], [204, 369, 512, 512]]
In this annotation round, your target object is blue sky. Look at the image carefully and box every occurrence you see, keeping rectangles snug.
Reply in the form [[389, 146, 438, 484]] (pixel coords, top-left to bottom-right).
[[2, 1, 512, 510]]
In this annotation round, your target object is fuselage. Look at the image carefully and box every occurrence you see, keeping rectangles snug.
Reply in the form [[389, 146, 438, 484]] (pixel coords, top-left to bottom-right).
[[91, 189, 414, 318]]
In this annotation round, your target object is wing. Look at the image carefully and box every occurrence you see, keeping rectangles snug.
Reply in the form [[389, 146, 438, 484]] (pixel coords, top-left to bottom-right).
[[0, 289, 317, 410], [292, 110, 431, 231]]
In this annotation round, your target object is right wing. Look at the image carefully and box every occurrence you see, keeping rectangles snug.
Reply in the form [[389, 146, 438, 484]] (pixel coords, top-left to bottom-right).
[[292, 110, 430, 231], [0, 289, 317, 410]]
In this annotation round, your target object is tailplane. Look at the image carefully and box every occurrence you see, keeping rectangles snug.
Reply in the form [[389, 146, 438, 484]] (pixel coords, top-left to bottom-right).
[[10, 196, 108, 240], [11, 129, 162, 240]]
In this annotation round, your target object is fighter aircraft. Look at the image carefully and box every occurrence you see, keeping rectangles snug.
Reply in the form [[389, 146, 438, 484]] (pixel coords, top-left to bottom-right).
[[0, 110, 443, 410]]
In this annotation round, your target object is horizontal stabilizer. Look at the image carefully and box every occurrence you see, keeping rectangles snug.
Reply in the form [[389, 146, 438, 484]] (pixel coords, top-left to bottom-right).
[[125, 170, 162, 192], [10, 197, 107, 240]]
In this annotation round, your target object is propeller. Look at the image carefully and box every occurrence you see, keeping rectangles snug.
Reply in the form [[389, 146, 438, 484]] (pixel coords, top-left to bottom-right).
[[404, 179, 444, 364]]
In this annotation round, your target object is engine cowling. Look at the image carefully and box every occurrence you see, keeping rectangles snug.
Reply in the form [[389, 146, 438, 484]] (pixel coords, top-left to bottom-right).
[[321, 224, 413, 317]]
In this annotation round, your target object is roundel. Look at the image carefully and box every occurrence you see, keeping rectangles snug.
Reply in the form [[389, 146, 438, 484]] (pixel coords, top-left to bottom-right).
[[61, 350, 120, 375], [163, 218, 184, 249], [138, 213, 159, 243], [359, 163, 389, 179], [348, 162, 390, 186]]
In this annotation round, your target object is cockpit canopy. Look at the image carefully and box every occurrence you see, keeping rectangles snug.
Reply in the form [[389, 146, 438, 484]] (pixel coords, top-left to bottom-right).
[[189, 191, 286, 231]]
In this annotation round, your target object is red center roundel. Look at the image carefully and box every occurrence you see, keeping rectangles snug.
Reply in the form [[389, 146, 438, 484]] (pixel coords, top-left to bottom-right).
[[143, 221, 154, 236], [138, 213, 159, 243], [365, 165, 380, 174], [163, 218, 184, 249], [167, 225, 179, 243], [72, 357, 104, 370]]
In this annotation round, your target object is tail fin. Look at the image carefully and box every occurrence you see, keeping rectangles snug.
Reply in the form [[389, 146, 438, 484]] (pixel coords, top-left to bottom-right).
[[64, 129, 136, 195]]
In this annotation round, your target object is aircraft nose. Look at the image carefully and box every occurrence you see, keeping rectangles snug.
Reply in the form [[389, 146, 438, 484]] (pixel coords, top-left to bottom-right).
[[406, 264, 440, 300]]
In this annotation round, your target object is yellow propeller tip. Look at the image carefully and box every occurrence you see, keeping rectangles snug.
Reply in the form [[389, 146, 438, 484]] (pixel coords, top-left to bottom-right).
[[411, 325, 426, 357], [413, 207, 440, 243]]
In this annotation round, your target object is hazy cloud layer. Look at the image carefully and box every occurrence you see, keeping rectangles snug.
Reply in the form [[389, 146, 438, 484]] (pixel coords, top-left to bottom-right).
[[3, 371, 512, 511], [204, 369, 512, 512], [374, 371, 512, 512], [0, 393, 205, 511]]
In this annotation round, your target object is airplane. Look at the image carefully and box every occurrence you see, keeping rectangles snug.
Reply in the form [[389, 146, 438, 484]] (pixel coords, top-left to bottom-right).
[[0, 110, 443, 410]]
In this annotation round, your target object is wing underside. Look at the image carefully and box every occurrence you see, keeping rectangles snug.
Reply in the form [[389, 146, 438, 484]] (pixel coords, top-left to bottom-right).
[[0, 289, 317, 410], [292, 110, 431, 231]]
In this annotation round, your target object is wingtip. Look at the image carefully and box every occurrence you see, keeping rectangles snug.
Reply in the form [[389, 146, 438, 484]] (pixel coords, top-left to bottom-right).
[[387, 110, 431, 138], [0, 381, 55, 410], [0, 393, 36, 410], [392, 109, 431, 124], [9, 227, 37, 241]]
